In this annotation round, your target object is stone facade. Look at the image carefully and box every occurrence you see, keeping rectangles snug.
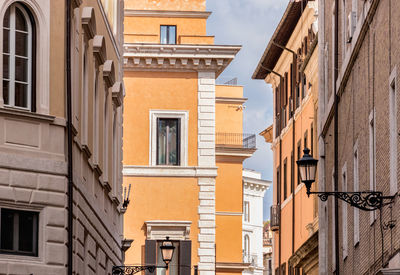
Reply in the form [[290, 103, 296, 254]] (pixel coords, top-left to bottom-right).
[[0, 0, 125, 274], [318, 0, 400, 273], [242, 170, 270, 275]]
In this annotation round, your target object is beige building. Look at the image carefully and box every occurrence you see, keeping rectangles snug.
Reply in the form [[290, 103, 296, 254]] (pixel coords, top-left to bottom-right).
[[318, 0, 400, 274], [0, 0, 125, 274], [254, 0, 319, 274]]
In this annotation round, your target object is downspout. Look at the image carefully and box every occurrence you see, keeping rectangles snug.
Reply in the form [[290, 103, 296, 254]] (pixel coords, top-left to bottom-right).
[[292, 53, 297, 261], [66, 0, 73, 274], [334, 0, 340, 273]]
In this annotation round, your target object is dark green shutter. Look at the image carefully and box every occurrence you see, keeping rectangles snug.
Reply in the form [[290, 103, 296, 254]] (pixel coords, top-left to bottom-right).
[[145, 240, 157, 275], [179, 240, 191, 275]]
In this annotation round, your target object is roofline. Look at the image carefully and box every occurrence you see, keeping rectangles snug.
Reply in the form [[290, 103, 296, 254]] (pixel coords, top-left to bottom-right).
[[124, 9, 212, 19], [252, 0, 309, 80]]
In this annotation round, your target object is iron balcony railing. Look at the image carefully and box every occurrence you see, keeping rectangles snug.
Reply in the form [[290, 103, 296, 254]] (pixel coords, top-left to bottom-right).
[[215, 133, 256, 149], [270, 205, 280, 231]]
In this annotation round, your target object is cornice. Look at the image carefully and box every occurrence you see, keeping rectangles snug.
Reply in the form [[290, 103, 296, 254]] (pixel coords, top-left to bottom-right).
[[215, 97, 247, 104], [123, 165, 218, 178], [124, 9, 212, 19], [123, 43, 241, 76], [81, 7, 96, 40], [243, 177, 271, 191], [103, 60, 115, 88], [93, 35, 106, 65]]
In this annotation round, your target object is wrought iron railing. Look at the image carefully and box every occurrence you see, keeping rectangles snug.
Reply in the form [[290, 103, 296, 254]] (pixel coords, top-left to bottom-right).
[[215, 133, 256, 149], [270, 205, 280, 231]]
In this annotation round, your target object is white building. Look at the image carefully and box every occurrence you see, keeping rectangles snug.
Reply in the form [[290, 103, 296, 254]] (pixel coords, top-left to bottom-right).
[[242, 169, 271, 275]]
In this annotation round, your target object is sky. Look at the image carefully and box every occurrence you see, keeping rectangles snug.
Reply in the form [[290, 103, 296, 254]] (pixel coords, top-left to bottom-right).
[[206, 0, 289, 221]]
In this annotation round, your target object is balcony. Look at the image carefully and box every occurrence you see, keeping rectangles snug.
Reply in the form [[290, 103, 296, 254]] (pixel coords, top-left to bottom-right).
[[215, 133, 256, 158], [216, 133, 256, 149], [270, 205, 280, 231]]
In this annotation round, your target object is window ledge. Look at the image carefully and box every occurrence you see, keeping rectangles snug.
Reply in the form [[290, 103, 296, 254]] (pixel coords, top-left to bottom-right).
[[0, 107, 55, 122], [123, 165, 218, 178]]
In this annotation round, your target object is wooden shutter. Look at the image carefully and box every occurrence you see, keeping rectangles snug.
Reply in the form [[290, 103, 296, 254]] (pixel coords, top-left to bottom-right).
[[179, 240, 192, 275], [145, 240, 157, 275]]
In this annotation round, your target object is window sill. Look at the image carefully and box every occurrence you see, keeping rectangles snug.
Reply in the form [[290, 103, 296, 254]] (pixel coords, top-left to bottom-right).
[[0, 106, 55, 122], [123, 165, 218, 177]]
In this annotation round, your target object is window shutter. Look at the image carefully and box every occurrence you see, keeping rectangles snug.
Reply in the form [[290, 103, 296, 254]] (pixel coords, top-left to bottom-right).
[[179, 240, 192, 275], [145, 240, 157, 275]]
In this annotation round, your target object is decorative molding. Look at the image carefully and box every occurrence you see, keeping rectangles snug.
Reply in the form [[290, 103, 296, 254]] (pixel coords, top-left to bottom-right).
[[124, 44, 241, 76], [288, 231, 318, 268], [81, 7, 96, 39], [145, 220, 191, 240], [93, 35, 106, 65], [216, 262, 250, 272], [243, 177, 271, 191], [0, 107, 55, 122], [123, 166, 218, 178], [149, 110, 189, 166], [215, 97, 247, 104], [124, 9, 212, 19], [215, 211, 242, 216], [215, 147, 256, 158], [112, 82, 123, 107], [103, 60, 115, 87]]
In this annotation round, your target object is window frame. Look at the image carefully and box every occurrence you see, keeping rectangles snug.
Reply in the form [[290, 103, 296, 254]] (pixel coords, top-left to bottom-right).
[[0, 208, 39, 257], [156, 118, 180, 166], [2, 2, 35, 111], [160, 25, 177, 45], [150, 110, 188, 167], [243, 201, 250, 222]]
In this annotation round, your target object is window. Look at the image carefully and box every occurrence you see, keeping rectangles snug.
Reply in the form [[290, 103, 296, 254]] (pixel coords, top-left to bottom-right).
[[150, 111, 188, 166], [297, 141, 301, 185], [244, 201, 250, 222], [160, 25, 176, 44], [157, 118, 180, 166], [2, 3, 35, 110], [283, 158, 287, 200], [277, 167, 281, 204], [290, 152, 294, 193], [304, 131, 308, 150], [244, 235, 250, 259], [310, 123, 314, 156], [0, 208, 38, 256]]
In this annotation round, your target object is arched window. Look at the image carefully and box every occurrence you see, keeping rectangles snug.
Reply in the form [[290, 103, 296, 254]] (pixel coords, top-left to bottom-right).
[[2, 3, 35, 110], [244, 234, 250, 258]]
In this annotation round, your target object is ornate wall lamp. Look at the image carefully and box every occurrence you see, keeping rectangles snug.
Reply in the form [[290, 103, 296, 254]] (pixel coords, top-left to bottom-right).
[[113, 237, 175, 275], [297, 148, 396, 211]]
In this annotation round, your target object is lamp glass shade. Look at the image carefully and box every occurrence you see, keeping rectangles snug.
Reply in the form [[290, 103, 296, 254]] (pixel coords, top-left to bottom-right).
[[160, 237, 175, 265], [296, 148, 318, 183]]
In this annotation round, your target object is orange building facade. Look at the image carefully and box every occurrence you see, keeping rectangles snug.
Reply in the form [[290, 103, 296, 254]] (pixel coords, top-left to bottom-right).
[[254, 1, 319, 274], [122, 1, 255, 274]]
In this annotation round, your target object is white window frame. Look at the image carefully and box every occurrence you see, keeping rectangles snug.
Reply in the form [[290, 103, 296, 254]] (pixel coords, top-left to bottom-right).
[[389, 67, 397, 195], [341, 163, 348, 260], [149, 110, 188, 166], [353, 142, 360, 246], [244, 201, 250, 222], [2, 3, 33, 111]]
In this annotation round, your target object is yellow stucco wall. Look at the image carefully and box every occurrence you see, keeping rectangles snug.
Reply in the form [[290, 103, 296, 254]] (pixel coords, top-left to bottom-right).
[[125, 0, 206, 11], [123, 71, 199, 166], [123, 177, 200, 267]]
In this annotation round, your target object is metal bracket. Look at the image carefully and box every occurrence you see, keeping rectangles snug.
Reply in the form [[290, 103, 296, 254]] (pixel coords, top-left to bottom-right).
[[112, 266, 156, 275], [309, 191, 395, 211]]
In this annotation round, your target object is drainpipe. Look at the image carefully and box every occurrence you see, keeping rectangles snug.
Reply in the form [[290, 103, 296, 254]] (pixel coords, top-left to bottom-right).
[[66, 0, 73, 274], [334, 0, 340, 273]]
